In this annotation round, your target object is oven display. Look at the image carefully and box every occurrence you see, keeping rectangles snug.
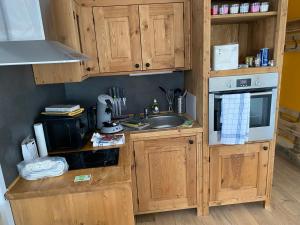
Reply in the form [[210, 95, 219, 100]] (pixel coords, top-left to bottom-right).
[[237, 78, 251, 87]]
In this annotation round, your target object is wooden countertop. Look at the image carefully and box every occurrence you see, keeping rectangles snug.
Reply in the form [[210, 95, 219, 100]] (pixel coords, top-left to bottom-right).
[[6, 122, 203, 201], [129, 121, 203, 140]]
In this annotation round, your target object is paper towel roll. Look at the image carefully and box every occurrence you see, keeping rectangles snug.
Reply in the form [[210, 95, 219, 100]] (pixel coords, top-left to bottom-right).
[[34, 123, 48, 157]]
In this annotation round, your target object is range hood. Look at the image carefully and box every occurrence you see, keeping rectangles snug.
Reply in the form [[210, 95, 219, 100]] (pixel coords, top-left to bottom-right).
[[0, 0, 88, 66]]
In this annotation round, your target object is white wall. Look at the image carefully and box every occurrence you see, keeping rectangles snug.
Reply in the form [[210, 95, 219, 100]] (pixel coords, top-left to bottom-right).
[[0, 166, 14, 225], [0, 0, 44, 41]]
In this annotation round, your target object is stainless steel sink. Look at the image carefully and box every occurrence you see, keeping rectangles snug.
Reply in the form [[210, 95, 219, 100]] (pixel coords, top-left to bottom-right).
[[142, 114, 186, 129]]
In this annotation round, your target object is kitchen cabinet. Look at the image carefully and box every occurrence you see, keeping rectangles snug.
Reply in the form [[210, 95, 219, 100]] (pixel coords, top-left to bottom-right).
[[185, 0, 287, 216], [81, 2, 187, 73], [132, 135, 198, 213], [10, 185, 134, 225], [33, 0, 190, 84], [93, 6, 142, 73], [209, 142, 270, 206], [6, 141, 135, 225], [139, 3, 185, 70]]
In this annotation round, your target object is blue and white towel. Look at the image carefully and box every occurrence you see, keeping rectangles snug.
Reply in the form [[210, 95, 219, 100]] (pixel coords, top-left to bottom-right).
[[220, 93, 250, 145]]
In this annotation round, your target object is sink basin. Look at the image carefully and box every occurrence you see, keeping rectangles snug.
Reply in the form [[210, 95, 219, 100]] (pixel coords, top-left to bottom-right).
[[143, 114, 186, 129]]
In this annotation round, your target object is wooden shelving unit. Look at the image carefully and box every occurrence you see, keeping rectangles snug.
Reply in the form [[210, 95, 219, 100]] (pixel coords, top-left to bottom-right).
[[185, 0, 288, 216], [211, 11, 278, 24], [210, 66, 278, 77]]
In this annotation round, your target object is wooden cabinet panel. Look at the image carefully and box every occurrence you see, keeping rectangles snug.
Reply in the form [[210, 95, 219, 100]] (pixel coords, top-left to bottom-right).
[[209, 143, 269, 205], [139, 3, 185, 70], [134, 136, 197, 212], [75, 6, 100, 75], [93, 6, 143, 73], [10, 185, 135, 225], [33, 0, 85, 84]]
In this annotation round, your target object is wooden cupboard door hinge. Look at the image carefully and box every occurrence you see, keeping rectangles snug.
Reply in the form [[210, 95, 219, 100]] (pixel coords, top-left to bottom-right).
[[137, 197, 140, 205]]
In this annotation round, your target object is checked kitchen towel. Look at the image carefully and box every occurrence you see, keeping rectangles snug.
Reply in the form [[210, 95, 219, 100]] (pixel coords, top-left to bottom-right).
[[220, 93, 251, 145]]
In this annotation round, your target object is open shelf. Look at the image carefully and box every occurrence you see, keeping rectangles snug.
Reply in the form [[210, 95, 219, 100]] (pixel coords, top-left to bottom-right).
[[210, 13, 277, 75], [210, 66, 278, 77], [211, 11, 278, 24]]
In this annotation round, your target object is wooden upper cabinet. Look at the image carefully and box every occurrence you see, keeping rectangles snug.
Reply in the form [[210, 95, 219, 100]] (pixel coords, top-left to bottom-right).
[[209, 143, 270, 206], [33, 1, 190, 84], [134, 136, 197, 212], [93, 6, 143, 73], [139, 4, 185, 70]]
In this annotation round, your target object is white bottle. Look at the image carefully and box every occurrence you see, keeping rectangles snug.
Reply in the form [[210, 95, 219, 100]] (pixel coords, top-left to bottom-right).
[[152, 99, 160, 114]]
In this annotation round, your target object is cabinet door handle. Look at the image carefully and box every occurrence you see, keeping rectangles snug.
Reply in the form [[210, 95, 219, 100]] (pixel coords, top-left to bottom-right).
[[86, 67, 91, 72], [135, 64, 140, 68], [189, 140, 194, 145], [145, 63, 150, 68], [263, 146, 268, 151]]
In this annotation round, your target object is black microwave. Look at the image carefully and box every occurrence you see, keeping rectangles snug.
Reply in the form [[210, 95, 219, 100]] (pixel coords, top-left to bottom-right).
[[36, 112, 89, 152]]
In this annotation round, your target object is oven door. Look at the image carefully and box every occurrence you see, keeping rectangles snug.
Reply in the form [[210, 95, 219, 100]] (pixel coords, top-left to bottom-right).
[[209, 89, 278, 145]]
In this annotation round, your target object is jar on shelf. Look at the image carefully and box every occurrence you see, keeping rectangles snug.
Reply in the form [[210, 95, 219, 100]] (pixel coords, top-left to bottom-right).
[[250, 2, 261, 13], [240, 3, 250, 13], [260, 2, 270, 12], [211, 4, 219, 15], [230, 4, 240, 14], [219, 4, 229, 15]]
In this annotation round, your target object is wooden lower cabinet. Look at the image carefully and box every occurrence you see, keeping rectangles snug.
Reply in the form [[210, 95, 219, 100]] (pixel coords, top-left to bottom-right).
[[10, 184, 135, 225], [133, 136, 198, 213], [209, 142, 270, 206]]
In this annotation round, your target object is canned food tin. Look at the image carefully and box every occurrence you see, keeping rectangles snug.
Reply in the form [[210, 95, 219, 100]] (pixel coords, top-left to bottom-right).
[[245, 56, 254, 67], [260, 48, 269, 67]]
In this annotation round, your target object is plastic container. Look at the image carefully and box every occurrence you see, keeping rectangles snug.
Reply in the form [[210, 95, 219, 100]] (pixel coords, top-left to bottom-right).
[[211, 4, 219, 15], [230, 4, 240, 14], [240, 3, 250, 13], [219, 4, 229, 15], [260, 2, 270, 12], [250, 2, 261, 13]]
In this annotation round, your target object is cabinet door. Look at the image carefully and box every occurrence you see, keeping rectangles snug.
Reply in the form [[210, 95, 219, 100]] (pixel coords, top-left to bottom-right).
[[93, 6, 142, 73], [134, 136, 197, 212], [75, 6, 100, 75], [139, 3, 185, 70], [209, 143, 270, 205]]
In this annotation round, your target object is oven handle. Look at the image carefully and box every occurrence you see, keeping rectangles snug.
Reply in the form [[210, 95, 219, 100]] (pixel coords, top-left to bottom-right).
[[214, 91, 273, 99]]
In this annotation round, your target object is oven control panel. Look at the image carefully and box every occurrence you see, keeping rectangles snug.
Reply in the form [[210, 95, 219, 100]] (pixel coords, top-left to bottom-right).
[[209, 73, 279, 92], [237, 78, 251, 87]]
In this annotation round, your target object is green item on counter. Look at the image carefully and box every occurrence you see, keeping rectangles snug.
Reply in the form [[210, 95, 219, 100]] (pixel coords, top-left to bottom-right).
[[74, 174, 91, 182], [121, 121, 150, 129], [180, 120, 194, 128]]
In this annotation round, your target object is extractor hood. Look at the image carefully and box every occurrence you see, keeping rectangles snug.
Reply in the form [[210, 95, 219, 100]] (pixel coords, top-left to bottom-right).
[[0, 0, 88, 66]]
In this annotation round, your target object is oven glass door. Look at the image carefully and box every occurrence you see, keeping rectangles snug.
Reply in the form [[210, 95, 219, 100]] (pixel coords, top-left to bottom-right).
[[213, 91, 273, 132]]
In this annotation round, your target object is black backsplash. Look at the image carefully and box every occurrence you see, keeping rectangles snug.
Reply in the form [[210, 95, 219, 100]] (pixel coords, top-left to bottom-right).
[[0, 69, 184, 185], [0, 66, 65, 185], [64, 72, 184, 114]]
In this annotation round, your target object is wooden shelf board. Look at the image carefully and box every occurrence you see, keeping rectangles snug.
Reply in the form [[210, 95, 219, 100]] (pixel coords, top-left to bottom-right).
[[211, 11, 277, 24], [210, 66, 278, 77]]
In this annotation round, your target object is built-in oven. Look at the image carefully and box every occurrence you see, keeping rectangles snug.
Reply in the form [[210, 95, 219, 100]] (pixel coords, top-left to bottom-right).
[[209, 73, 279, 145]]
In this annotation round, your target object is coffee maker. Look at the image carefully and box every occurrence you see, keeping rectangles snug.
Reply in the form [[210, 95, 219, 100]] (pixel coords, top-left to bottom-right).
[[97, 95, 123, 134]]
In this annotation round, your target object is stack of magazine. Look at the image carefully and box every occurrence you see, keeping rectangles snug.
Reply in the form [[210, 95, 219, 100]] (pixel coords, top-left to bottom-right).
[[41, 104, 84, 117], [91, 133, 125, 147]]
